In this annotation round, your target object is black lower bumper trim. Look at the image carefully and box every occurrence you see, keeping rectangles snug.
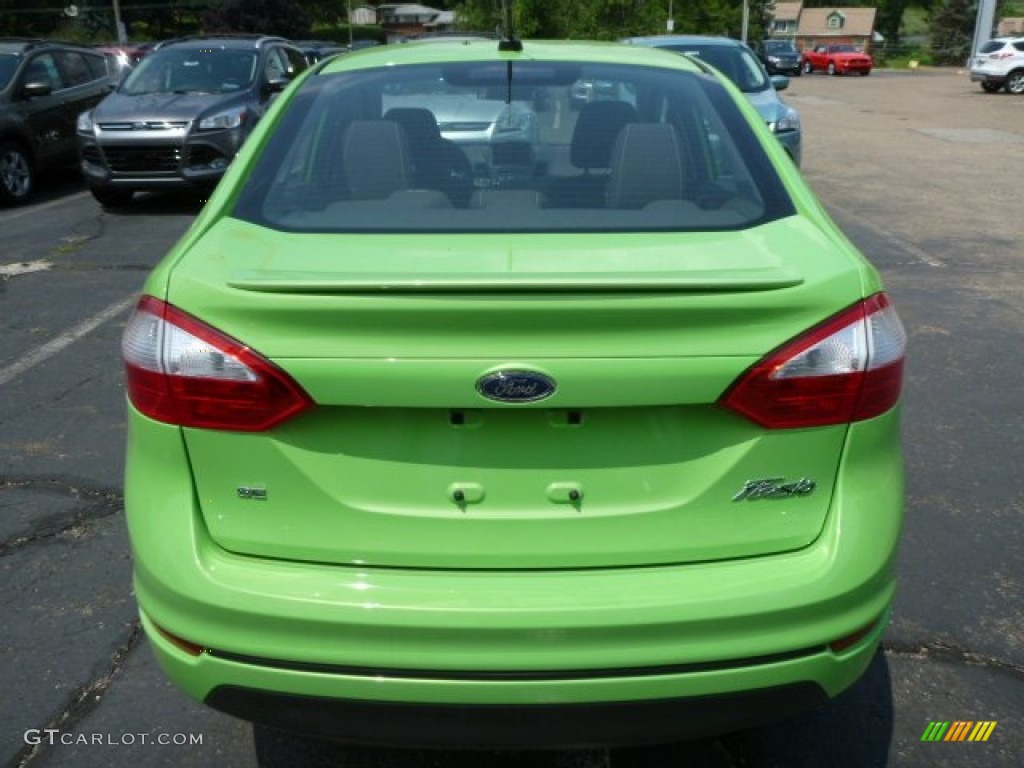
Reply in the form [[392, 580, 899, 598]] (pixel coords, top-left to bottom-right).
[[206, 683, 827, 748]]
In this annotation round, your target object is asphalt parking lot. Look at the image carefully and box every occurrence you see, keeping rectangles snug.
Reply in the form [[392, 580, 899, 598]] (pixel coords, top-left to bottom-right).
[[1, 66, 1021, 768]]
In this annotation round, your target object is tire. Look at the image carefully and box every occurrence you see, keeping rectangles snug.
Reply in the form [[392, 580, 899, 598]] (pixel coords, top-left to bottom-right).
[[90, 185, 134, 208], [0, 141, 34, 205], [980, 81, 1003, 93], [803, 60, 813, 75], [860, 69, 871, 76], [1007, 70, 1024, 95], [827, 62, 837, 76]]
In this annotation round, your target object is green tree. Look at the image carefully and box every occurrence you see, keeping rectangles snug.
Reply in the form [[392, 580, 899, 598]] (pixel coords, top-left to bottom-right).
[[876, 0, 911, 45], [455, 0, 761, 40], [929, 0, 975, 64], [202, 0, 313, 39], [0, 0, 59, 37]]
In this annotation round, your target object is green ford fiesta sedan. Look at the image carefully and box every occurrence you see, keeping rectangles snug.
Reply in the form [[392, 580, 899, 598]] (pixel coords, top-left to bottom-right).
[[121, 37, 907, 748]]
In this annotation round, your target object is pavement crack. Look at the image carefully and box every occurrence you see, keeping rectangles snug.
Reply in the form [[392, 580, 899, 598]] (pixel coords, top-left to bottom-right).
[[46, 215, 105, 260], [51, 263, 155, 272], [12, 621, 142, 768], [883, 640, 1024, 679], [0, 476, 124, 557]]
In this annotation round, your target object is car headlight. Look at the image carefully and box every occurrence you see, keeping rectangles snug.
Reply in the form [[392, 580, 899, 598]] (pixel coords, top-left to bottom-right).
[[77, 111, 94, 134], [198, 107, 247, 131], [494, 108, 532, 136], [770, 106, 800, 134]]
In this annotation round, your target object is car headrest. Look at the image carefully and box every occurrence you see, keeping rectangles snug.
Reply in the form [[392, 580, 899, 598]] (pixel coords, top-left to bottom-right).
[[606, 123, 687, 209], [570, 101, 639, 171], [342, 120, 413, 200], [384, 108, 443, 147]]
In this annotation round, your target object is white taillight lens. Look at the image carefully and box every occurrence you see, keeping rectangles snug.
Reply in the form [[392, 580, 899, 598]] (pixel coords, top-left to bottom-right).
[[720, 293, 906, 429], [122, 296, 313, 431]]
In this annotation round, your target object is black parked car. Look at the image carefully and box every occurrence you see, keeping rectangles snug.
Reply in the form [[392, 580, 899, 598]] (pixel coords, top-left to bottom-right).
[[77, 35, 307, 207], [753, 39, 802, 77], [0, 38, 118, 204], [292, 40, 348, 64]]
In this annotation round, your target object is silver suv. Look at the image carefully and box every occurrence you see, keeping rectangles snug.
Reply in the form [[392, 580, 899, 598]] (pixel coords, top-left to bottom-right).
[[77, 35, 307, 207], [970, 37, 1024, 94]]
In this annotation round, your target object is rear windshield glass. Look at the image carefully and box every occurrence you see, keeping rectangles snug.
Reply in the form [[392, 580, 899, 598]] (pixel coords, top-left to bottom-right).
[[233, 61, 794, 233]]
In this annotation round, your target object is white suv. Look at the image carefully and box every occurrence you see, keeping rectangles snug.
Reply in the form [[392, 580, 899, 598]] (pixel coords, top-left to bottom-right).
[[970, 37, 1024, 94]]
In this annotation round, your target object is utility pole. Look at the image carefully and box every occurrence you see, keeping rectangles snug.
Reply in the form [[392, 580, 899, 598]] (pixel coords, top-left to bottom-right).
[[112, 0, 126, 42], [970, 0, 997, 62]]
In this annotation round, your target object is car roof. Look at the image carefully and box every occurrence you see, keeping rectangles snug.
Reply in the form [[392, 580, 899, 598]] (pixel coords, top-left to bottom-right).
[[157, 35, 290, 51], [318, 38, 706, 73], [0, 37, 95, 55], [621, 35, 746, 49]]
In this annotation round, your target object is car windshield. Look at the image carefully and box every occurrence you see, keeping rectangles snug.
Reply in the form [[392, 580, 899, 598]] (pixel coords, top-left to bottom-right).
[[764, 41, 796, 53], [233, 61, 793, 234], [830, 45, 858, 53], [0, 54, 17, 90], [120, 48, 257, 95], [650, 44, 770, 93]]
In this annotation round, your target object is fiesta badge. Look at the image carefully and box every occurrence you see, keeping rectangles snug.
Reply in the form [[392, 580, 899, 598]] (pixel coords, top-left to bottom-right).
[[476, 370, 556, 403]]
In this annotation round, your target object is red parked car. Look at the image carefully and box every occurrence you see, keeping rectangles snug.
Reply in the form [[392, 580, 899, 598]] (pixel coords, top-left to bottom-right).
[[801, 44, 873, 76]]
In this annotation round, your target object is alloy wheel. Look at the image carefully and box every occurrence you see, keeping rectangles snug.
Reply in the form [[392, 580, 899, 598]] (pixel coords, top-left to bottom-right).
[[1007, 71, 1024, 94], [0, 144, 32, 202]]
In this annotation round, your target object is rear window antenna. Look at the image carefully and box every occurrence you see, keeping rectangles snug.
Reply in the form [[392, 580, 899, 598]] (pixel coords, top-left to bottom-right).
[[497, 0, 522, 51]]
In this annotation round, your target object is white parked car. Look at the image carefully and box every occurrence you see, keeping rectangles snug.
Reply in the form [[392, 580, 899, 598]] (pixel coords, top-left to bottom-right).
[[970, 36, 1024, 94]]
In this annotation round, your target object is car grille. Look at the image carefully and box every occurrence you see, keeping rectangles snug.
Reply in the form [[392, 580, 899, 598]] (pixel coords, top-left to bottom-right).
[[102, 146, 182, 173], [98, 121, 190, 131], [439, 122, 491, 132]]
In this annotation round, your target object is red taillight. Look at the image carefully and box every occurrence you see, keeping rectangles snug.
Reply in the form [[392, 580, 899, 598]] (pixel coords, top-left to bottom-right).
[[122, 296, 314, 431], [720, 293, 906, 429]]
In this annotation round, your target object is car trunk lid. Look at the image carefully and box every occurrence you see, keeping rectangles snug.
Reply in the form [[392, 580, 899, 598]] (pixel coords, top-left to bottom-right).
[[170, 217, 863, 569]]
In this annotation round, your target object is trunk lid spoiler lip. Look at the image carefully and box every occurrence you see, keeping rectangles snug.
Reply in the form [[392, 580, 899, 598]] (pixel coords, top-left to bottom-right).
[[226, 268, 804, 294]]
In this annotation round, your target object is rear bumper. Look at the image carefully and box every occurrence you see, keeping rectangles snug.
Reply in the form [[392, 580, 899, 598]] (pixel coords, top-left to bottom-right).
[[203, 674, 829, 748], [970, 71, 1005, 84], [126, 407, 903, 745]]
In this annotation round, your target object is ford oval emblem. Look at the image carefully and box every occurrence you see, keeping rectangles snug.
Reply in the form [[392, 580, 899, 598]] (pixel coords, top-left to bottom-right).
[[476, 370, 556, 403]]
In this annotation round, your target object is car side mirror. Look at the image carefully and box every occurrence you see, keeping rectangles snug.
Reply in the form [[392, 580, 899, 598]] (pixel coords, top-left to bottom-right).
[[771, 75, 790, 91], [265, 77, 291, 94], [22, 81, 52, 99]]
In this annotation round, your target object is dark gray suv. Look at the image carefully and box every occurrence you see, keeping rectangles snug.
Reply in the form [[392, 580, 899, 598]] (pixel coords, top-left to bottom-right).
[[0, 38, 117, 204], [77, 35, 307, 207]]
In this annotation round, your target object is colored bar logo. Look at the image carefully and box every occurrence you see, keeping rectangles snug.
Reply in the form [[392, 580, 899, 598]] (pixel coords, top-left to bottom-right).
[[921, 721, 997, 742]]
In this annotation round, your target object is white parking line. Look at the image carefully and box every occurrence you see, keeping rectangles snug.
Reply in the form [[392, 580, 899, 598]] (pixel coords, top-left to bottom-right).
[[824, 200, 946, 268], [0, 295, 136, 387], [0, 260, 52, 278]]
